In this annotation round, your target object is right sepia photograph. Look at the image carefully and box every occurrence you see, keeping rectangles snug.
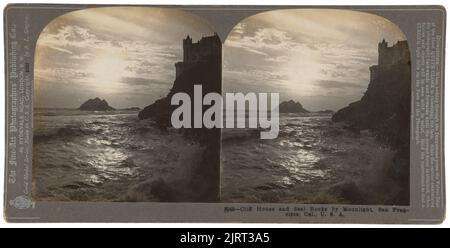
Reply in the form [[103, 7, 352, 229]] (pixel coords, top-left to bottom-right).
[[221, 9, 411, 205]]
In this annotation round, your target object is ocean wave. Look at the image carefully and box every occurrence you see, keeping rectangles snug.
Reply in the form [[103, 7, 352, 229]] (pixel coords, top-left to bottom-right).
[[33, 110, 212, 202], [123, 178, 175, 202], [34, 125, 103, 143], [221, 129, 261, 142], [221, 115, 404, 204]]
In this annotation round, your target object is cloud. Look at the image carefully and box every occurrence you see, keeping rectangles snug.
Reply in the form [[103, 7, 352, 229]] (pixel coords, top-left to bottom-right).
[[35, 68, 93, 83], [264, 55, 289, 63], [120, 77, 169, 87], [225, 27, 297, 55], [69, 53, 94, 60], [38, 25, 106, 51], [314, 80, 364, 90], [47, 46, 73, 54]]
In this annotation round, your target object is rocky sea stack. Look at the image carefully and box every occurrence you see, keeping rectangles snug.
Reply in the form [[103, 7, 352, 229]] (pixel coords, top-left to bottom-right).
[[138, 34, 222, 202], [332, 40, 411, 204], [122, 107, 141, 111], [279, 100, 309, 113], [316, 110, 334, 114], [79, 97, 115, 111]]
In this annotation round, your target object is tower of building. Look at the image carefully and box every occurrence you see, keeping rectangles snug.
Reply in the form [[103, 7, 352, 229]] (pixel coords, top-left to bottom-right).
[[377, 39, 409, 65], [175, 34, 221, 77], [371, 39, 410, 81]]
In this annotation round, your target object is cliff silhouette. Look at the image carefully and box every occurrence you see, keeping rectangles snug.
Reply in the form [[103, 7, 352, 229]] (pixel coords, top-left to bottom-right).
[[332, 40, 411, 204], [139, 35, 221, 124], [138, 34, 222, 202]]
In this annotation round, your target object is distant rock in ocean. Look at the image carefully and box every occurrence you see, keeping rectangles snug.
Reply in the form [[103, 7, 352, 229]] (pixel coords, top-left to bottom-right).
[[122, 107, 141, 111], [316, 110, 334, 114], [279, 100, 310, 113], [79, 97, 115, 111]]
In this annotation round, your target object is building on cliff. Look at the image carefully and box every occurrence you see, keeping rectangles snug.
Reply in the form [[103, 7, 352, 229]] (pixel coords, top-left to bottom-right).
[[332, 39, 411, 205], [333, 38, 411, 137], [139, 33, 222, 122], [175, 34, 222, 77], [370, 39, 410, 81], [378, 39, 409, 65]]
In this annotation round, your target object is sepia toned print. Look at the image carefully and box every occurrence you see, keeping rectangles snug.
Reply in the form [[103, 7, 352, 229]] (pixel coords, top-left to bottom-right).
[[32, 7, 411, 206], [4, 4, 446, 223], [32, 7, 221, 202], [221, 9, 411, 205]]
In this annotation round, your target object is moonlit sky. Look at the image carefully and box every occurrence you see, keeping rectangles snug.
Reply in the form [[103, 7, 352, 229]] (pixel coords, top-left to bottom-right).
[[35, 8, 407, 110], [34, 7, 215, 108], [223, 9, 407, 111]]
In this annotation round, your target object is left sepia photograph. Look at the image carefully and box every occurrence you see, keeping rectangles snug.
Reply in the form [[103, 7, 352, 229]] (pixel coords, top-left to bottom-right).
[[32, 7, 222, 202]]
